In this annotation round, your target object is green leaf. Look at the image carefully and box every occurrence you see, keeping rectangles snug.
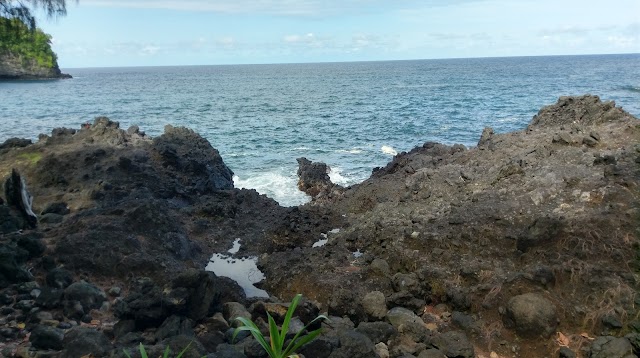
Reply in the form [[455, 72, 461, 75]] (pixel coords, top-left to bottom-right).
[[138, 342, 149, 358], [280, 294, 301, 349], [267, 313, 282, 354], [162, 345, 171, 358], [283, 328, 323, 356]]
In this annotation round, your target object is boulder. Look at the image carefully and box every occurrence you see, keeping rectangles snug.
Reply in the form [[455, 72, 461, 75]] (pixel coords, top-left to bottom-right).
[[30, 325, 64, 350], [328, 330, 377, 358], [62, 327, 113, 357], [362, 291, 388, 320], [589, 336, 635, 358], [386, 307, 422, 329], [356, 321, 397, 344], [506, 293, 558, 338], [431, 331, 474, 358], [63, 281, 107, 314], [46, 268, 74, 289]]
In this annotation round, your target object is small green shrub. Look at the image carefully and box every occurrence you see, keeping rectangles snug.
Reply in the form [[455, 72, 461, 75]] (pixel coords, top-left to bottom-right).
[[233, 294, 327, 358], [123, 342, 195, 358]]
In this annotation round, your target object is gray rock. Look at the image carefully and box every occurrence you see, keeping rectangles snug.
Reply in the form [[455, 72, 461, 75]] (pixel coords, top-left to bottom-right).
[[204, 312, 230, 332], [30, 325, 64, 350], [478, 127, 494, 147], [299, 336, 339, 358], [223, 302, 252, 328], [418, 349, 447, 358], [559, 346, 576, 358], [602, 314, 623, 329], [39, 213, 64, 224], [41, 202, 70, 216], [62, 327, 113, 357], [113, 319, 136, 339], [155, 315, 194, 341], [328, 330, 377, 358], [387, 307, 422, 329], [583, 136, 598, 147], [589, 336, 635, 358], [356, 321, 397, 344], [392, 273, 422, 296], [431, 331, 474, 358], [369, 259, 390, 276], [63, 281, 107, 313], [506, 293, 558, 338], [212, 343, 248, 358], [362, 291, 388, 320], [46, 268, 73, 289]]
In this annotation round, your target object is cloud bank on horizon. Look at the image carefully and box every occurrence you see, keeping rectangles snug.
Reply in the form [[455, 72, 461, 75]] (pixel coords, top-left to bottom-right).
[[45, 0, 640, 67]]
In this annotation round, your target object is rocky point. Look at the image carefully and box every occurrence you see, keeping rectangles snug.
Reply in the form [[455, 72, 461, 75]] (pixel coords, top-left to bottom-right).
[[0, 95, 638, 358]]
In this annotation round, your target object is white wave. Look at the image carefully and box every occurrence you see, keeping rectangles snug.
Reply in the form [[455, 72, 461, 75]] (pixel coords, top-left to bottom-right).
[[234, 173, 310, 207], [381, 145, 398, 156], [328, 167, 351, 186], [335, 148, 364, 154]]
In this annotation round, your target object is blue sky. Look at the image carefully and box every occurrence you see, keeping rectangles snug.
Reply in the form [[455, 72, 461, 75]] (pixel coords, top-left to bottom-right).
[[41, 0, 640, 68]]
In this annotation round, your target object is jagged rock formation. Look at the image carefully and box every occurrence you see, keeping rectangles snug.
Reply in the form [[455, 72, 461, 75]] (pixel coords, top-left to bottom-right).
[[0, 95, 638, 357], [0, 51, 71, 80]]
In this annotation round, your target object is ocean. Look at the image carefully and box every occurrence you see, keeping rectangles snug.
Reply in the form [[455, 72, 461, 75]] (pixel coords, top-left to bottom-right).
[[1, 54, 639, 206]]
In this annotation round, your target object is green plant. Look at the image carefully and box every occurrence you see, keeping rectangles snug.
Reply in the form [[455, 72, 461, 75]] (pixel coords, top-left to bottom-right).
[[123, 342, 194, 358], [233, 294, 327, 358]]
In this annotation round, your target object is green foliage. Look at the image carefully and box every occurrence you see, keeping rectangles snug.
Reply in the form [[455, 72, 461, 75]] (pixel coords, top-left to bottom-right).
[[123, 342, 198, 358], [0, 0, 69, 31], [0, 16, 57, 68], [233, 294, 328, 358]]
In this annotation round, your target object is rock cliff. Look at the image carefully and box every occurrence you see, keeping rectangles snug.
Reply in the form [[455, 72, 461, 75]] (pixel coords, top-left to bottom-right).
[[0, 51, 71, 80]]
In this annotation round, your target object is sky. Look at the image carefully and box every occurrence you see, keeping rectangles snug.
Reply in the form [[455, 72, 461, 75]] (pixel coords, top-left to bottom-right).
[[37, 0, 640, 68]]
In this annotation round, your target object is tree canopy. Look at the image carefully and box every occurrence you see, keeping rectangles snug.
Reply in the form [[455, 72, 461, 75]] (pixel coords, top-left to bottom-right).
[[0, 16, 58, 68], [0, 0, 70, 30]]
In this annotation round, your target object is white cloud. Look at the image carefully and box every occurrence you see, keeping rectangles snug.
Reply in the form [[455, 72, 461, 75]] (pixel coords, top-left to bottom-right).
[[607, 35, 637, 48]]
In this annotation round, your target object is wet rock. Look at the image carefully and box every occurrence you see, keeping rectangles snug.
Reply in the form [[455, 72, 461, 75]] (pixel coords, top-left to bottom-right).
[[362, 291, 387, 320], [506, 293, 558, 338], [297, 157, 336, 197], [589, 336, 635, 358], [356, 321, 397, 344], [328, 330, 377, 358], [30, 325, 64, 350], [431, 331, 474, 358], [46, 268, 74, 289], [387, 307, 422, 329], [62, 327, 113, 357]]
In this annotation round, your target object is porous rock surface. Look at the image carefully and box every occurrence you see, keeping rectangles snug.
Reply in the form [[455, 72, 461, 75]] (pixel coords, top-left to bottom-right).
[[0, 95, 638, 357]]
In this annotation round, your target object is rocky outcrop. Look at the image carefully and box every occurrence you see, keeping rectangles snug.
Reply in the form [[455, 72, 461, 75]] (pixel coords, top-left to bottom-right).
[[0, 51, 71, 80], [0, 95, 638, 357]]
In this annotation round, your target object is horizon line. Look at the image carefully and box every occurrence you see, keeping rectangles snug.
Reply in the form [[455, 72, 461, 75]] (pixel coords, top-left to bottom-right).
[[60, 52, 640, 70]]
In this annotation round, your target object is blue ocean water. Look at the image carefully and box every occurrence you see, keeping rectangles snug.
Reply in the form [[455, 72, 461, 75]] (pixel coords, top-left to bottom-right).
[[1, 54, 639, 206]]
